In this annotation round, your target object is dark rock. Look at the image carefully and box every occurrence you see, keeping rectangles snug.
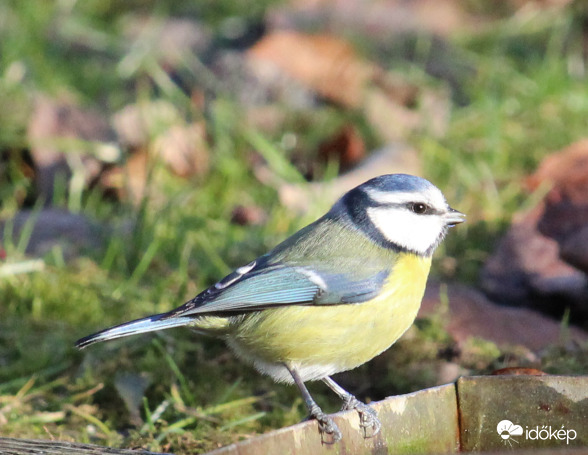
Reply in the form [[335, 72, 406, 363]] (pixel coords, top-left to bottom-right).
[[0, 209, 105, 260], [560, 226, 588, 273], [481, 140, 588, 322], [480, 206, 588, 311], [420, 282, 588, 352]]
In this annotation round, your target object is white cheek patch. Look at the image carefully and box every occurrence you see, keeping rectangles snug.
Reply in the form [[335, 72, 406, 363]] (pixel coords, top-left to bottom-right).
[[366, 207, 445, 255]]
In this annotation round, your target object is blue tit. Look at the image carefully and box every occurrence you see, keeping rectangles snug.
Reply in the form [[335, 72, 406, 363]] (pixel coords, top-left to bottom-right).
[[76, 173, 464, 443]]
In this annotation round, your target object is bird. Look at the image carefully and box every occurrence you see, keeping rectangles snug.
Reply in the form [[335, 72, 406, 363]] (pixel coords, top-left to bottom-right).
[[76, 173, 465, 443]]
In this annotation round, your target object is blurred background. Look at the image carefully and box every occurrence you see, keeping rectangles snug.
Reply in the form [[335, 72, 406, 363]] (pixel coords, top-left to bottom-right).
[[0, 0, 587, 453]]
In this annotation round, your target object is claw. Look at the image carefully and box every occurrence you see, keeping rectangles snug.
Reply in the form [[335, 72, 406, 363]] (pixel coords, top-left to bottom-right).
[[312, 410, 342, 444], [342, 396, 381, 437], [288, 366, 344, 444]]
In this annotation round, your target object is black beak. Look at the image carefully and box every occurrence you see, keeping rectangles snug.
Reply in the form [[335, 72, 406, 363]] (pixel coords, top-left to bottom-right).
[[445, 207, 466, 226]]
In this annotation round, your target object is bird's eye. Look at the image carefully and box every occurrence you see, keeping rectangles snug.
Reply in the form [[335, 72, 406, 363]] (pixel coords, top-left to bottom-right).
[[410, 202, 428, 214]]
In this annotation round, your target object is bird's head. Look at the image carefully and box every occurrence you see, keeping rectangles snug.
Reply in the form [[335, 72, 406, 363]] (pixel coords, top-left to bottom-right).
[[335, 174, 465, 257]]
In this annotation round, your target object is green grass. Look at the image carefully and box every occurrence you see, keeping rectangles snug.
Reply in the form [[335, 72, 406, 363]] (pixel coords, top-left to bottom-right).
[[1, 1, 587, 453]]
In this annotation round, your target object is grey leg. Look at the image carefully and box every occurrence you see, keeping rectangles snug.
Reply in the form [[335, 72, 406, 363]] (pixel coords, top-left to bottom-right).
[[286, 366, 342, 443], [322, 376, 381, 437]]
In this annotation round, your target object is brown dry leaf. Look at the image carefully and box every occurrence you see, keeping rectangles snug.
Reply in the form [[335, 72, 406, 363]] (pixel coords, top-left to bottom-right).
[[109, 101, 209, 204], [100, 150, 149, 205], [526, 138, 588, 204], [248, 31, 450, 142], [152, 122, 209, 178], [318, 124, 366, 171], [101, 122, 209, 205], [112, 100, 183, 149], [527, 139, 588, 246], [363, 89, 421, 143], [248, 31, 377, 109]]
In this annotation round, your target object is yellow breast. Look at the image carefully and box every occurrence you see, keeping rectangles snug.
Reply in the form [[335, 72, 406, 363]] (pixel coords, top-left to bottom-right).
[[223, 253, 432, 380]]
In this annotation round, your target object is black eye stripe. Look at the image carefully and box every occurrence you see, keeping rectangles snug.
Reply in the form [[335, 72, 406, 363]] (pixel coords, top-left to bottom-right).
[[371, 201, 442, 215]]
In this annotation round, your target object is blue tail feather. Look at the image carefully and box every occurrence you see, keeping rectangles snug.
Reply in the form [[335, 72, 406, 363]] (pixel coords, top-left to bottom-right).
[[75, 313, 192, 349]]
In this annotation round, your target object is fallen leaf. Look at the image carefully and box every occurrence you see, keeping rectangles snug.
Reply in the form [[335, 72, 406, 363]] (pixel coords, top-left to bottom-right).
[[526, 138, 588, 205], [100, 150, 148, 206], [248, 31, 376, 109], [248, 31, 451, 142], [112, 100, 183, 149], [152, 122, 209, 178], [318, 124, 366, 172]]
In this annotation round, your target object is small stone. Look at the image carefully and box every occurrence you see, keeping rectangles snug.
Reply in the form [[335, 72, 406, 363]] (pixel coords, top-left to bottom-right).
[[482, 140, 588, 321], [420, 282, 588, 352], [0, 209, 105, 260]]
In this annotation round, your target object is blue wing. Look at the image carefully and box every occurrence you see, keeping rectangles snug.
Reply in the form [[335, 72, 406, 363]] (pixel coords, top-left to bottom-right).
[[163, 257, 390, 318], [77, 216, 395, 349], [76, 260, 390, 349]]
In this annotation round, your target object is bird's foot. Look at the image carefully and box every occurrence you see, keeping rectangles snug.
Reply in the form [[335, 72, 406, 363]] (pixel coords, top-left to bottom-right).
[[342, 396, 381, 437], [305, 408, 342, 444]]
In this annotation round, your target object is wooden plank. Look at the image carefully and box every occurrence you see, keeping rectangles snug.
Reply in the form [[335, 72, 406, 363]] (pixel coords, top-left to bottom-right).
[[0, 385, 459, 455], [0, 437, 169, 455], [5, 376, 586, 454], [458, 375, 588, 452], [208, 383, 460, 455]]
